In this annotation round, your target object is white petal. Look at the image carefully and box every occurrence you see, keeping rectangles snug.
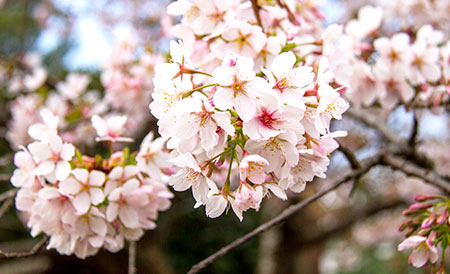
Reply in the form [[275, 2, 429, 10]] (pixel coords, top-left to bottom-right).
[[59, 177, 82, 195], [73, 191, 91, 215], [55, 161, 72, 181], [91, 115, 107, 137], [213, 87, 234, 110], [212, 66, 235, 86], [205, 195, 228, 218], [106, 202, 119, 222], [72, 168, 89, 183], [235, 95, 255, 122], [89, 170, 106, 187], [265, 183, 287, 200], [34, 160, 55, 175], [119, 206, 140, 228], [90, 217, 107, 236], [410, 248, 428, 268], [121, 179, 139, 196], [28, 142, 51, 161], [89, 188, 105, 205], [60, 143, 75, 160]]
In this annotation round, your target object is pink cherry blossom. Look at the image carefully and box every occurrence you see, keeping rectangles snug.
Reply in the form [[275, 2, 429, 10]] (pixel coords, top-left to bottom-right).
[[398, 236, 439, 268]]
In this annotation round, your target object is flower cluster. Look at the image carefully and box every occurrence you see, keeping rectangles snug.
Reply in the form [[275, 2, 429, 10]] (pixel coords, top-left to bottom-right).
[[151, 36, 348, 220], [322, 6, 450, 109], [10, 110, 173, 258], [398, 195, 450, 272], [4, 35, 165, 150]]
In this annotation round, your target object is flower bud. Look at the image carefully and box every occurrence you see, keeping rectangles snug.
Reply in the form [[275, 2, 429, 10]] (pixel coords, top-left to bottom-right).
[[414, 195, 437, 202], [403, 203, 432, 216], [421, 212, 436, 229], [437, 209, 448, 225], [427, 231, 438, 246], [398, 220, 412, 232]]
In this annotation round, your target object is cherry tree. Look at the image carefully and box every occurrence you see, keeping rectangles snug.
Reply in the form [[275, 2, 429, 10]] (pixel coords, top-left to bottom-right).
[[0, 0, 449, 273]]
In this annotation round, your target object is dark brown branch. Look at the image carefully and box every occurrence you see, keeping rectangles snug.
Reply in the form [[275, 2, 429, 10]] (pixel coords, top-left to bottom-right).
[[337, 141, 361, 170], [187, 155, 383, 274], [301, 199, 406, 247], [345, 108, 403, 145], [406, 99, 450, 110], [0, 236, 48, 259], [382, 154, 450, 194], [276, 0, 299, 26], [250, 0, 264, 32], [408, 112, 419, 147], [337, 141, 363, 196]]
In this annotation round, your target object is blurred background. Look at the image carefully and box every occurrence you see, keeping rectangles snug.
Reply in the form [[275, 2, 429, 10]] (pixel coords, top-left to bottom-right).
[[0, 0, 449, 273]]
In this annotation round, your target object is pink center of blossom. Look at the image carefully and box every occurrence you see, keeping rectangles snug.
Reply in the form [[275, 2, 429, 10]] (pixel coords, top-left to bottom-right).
[[275, 78, 288, 90], [197, 104, 212, 126], [258, 107, 282, 130], [107, 131, 119, 139]]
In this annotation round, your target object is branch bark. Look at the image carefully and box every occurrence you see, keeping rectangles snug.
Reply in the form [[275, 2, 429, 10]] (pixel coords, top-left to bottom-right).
[[187, 155, 383, 274], [382, 154, 450, 194], [128, 241, 137, 274], [345, 108, 403, 145], [250, 0, 264, 31], [0, 236, 48, 259]]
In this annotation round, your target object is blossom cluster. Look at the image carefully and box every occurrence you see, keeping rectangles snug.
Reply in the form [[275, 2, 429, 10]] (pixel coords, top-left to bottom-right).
[[151, 33, 348, 220], [398, 195, 450, 271], [10, 110, 173, 258], [4, 35, 165, 150], [321, 6, 450, 109]]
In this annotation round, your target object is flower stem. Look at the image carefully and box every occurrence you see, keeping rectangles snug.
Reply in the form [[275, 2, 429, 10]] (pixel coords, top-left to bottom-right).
[[182, 84, 216, 98]]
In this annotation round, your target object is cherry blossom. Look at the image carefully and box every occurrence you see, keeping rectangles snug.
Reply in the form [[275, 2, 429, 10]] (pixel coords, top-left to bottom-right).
[[91, 115, 133, 143], [398, 236, 439, 268]]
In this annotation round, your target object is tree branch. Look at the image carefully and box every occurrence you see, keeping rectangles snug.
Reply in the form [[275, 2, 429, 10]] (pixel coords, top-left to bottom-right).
[[250, 0, 264, 31], [0, 197, 14, 218], [382, 154, 450, 194], [408, 112, 419, 147], [187, 155, 383, 274], [276, 0, 299, 26], [0, 236, 48, 259], [128, 241, 137, 274], [345, 108, 403, 145], [300, 199, 406, 248], [0, 189, 17, 203], [337, 141, 361, 170]]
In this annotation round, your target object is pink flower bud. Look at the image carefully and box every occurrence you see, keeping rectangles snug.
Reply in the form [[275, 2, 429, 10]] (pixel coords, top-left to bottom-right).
[[398, 220, 412, 232], [421, 212, 436, 229], [414, 194, 437, 202], [409, 202, 433, 211], [428, 231, 438, 246], [437, 209, 448, 225]]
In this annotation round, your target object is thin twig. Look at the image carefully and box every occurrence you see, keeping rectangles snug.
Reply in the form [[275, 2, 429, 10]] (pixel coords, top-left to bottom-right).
[[408, 112, 419, 147], [250, 0, 264, 32], [0, 236, 48, 259], [405, 100, 450, 110], [0, 198, 14, 218], [0, 189, 17, 203], [345, 108, 403, 145], [128, 241, 137, 274], [0, 174, 11, 182], [187, 155, 383, 274], [276, 0, 299, 26], [337, 141, 361, 170], [337, 141, 363, 197], [382, 154, 450, 194], [300, 199, 406, 247]]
